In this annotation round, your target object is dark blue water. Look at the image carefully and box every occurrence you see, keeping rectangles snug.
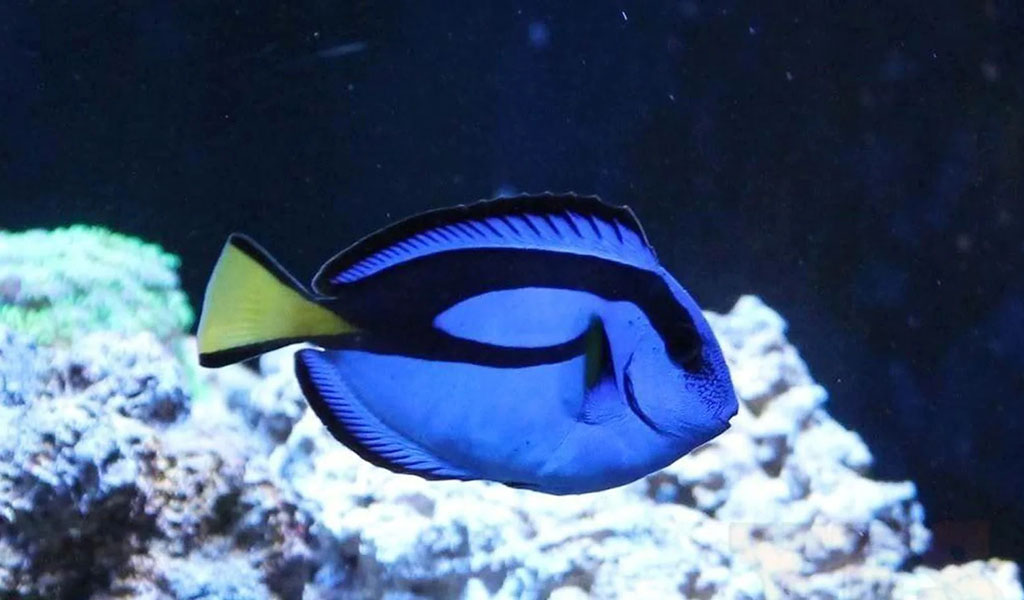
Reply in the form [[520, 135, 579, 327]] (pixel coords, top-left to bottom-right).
[[2, 1, 1022, 563]]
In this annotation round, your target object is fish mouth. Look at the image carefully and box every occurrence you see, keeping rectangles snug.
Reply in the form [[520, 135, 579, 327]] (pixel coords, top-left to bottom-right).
[[708, 403, 737, 432], [713, 414, 733, 433], [714, 396, 740, 428]]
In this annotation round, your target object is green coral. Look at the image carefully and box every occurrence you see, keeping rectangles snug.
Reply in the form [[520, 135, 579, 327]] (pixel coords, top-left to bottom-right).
[[0, 225, 194, 345]]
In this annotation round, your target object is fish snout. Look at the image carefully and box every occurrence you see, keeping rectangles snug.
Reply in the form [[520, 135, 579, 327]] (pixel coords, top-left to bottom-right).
[[712, 388, 740, 428]]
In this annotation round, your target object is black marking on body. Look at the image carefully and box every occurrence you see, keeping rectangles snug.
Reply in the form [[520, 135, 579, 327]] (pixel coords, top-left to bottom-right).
[[321, 247, 702, 370]]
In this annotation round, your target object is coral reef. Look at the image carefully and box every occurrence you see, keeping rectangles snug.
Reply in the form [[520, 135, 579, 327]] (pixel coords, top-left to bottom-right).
[[0, 226, 192, 345], [0, 228, 1020, 599], [0, 328, 312, 599]]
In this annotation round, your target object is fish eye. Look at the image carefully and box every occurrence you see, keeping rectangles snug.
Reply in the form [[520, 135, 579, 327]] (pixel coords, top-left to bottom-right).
[[666, 326, 703, 373]]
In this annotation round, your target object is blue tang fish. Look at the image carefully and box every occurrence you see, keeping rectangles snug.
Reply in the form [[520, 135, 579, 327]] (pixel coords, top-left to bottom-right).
[[197, 193, 738, 494]]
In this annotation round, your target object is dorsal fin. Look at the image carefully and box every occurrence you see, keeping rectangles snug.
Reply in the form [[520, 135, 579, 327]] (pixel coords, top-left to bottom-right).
[[312, 193, 658, 295]]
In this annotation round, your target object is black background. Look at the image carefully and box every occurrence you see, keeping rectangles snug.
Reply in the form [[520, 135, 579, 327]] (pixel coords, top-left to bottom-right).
[[2, 2, 1022, 565]]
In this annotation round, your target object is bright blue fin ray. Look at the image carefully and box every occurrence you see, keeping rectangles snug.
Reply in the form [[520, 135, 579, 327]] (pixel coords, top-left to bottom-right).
[[312, 193, 658, 294], [294, 349, 474, 481]]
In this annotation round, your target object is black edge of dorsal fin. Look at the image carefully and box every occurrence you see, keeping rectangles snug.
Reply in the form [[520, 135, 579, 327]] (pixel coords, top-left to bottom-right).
[[312, 192, 654, 295]]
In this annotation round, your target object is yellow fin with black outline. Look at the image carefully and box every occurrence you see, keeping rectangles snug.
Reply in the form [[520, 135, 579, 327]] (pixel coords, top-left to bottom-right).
[[197, 234, 357, 368]]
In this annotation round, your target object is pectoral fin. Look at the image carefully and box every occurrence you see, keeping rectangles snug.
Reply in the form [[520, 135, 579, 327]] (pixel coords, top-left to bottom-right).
[[580, 315, 626, 426], [583, 315, 612, 390]]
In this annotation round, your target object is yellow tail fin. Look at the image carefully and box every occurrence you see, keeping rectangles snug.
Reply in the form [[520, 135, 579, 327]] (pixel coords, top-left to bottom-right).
[[197, 234, 357, 368]]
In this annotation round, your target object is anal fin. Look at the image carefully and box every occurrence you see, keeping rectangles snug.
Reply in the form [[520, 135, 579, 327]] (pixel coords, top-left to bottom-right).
[[295, 349, 473, 481]]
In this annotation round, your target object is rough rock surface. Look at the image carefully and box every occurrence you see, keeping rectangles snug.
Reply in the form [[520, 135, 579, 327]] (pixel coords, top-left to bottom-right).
[[0, 328, 314, 599], [1, 289, 1021, 599]]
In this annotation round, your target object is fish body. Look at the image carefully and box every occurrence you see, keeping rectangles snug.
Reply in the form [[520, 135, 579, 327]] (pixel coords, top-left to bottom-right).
[[197, 193, 738, 494]]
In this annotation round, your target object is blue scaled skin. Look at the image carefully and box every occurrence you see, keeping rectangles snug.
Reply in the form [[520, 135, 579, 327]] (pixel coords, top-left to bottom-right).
[[197, 193, 739, 495]]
